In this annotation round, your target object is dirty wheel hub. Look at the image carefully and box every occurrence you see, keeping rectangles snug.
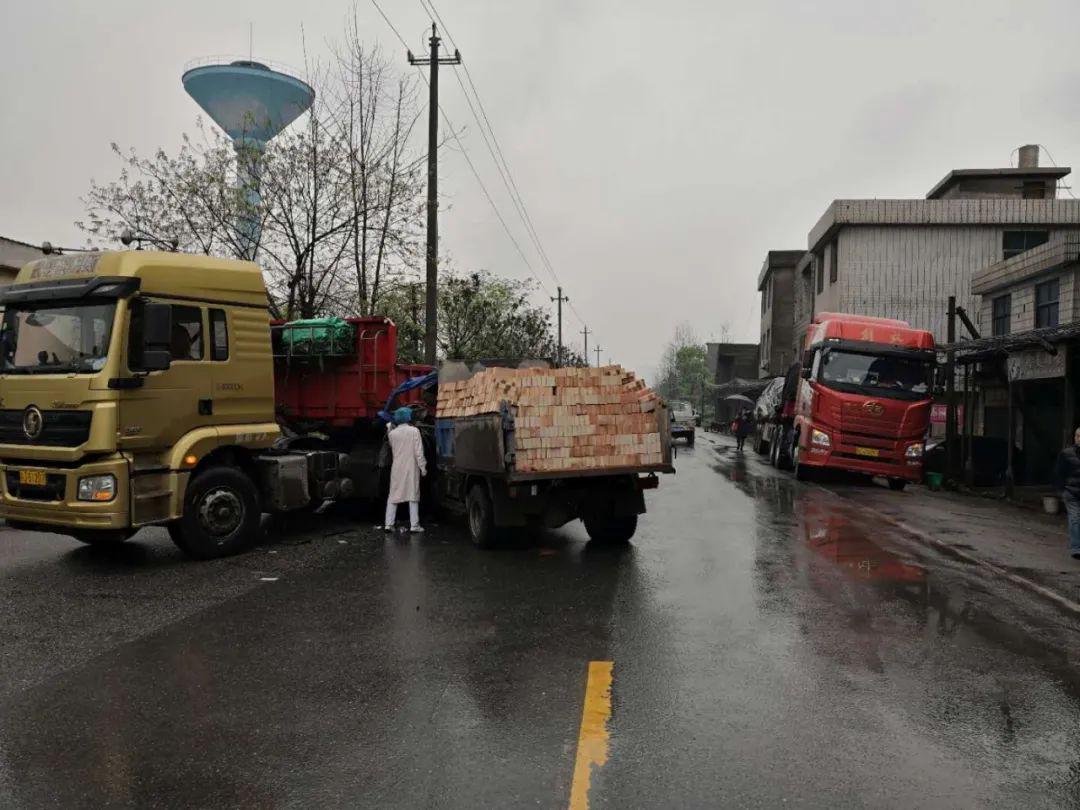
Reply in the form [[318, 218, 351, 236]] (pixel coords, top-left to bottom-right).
[[198, 488, 245, 539]]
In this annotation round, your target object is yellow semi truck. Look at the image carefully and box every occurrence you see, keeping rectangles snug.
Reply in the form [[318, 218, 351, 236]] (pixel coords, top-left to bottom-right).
[[0, 250, 300, 558]]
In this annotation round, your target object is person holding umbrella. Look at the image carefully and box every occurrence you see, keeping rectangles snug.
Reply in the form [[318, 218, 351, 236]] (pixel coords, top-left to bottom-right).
[[732, 408, 754, 452]]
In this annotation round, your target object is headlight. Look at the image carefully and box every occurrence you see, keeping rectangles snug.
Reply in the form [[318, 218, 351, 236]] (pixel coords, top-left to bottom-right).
[[78, 474, 116, 502], [905, 443, 924, 458], [810, 429, 831, 448]]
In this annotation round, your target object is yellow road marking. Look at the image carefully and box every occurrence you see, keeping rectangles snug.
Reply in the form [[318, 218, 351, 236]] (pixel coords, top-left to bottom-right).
[[568, 660, 613, 810]]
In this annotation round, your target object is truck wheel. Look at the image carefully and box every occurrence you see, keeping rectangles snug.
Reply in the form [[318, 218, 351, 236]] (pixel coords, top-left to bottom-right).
[[466, 484, 499, 549], [792, 436, 812, 481], [776, 431, 794, 471], [888, 478, 908, 492], [584, 514, 637, 544], [170, 466, 261, 560]]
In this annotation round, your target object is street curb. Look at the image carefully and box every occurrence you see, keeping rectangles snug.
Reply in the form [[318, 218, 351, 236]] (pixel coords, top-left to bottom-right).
[[819, 484, 1080, 620]]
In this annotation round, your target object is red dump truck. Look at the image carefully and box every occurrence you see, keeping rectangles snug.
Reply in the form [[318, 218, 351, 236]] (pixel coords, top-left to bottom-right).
[[774, 313, 937, 490]]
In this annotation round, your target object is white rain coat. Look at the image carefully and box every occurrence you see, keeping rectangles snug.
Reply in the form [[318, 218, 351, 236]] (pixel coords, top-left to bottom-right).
[[387, 423, 427, 503]]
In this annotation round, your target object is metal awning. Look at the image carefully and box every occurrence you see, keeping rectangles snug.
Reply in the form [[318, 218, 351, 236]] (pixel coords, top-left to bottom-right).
[[942, 321, 1080, 363]]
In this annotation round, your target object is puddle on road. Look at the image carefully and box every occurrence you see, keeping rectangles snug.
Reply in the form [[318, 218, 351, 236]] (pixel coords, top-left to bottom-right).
[[707, 445, 1080, 697]]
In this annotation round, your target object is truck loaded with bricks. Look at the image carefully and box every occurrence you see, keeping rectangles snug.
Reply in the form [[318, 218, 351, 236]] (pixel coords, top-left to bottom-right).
[[0, 251, 672, 558]]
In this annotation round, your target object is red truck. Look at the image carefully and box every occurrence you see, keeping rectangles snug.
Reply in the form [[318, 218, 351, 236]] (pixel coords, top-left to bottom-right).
[[771, 313, 936, 491]]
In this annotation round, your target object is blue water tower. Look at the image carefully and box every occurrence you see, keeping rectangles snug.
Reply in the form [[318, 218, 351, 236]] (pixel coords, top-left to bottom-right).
[[182, 59, 315, 258]]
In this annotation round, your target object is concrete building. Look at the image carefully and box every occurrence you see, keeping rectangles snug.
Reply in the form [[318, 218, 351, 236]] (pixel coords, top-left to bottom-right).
[[706, 341, 761, 425], [757, 250, 802, 378], [790, 145, 1080, 361], [0, 237, 45, 287], [950, 233, 1080, 486]]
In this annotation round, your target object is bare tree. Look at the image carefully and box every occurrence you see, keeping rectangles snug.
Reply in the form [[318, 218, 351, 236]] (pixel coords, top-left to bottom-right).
[[77, 15, 429, 322]]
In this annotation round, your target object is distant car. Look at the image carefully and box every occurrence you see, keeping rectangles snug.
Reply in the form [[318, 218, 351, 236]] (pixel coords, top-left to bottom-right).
[[670, 400, 696, 446]]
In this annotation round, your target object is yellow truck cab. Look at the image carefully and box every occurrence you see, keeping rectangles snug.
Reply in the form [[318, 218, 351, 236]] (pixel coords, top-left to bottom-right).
[[0, 250, 280, 558]]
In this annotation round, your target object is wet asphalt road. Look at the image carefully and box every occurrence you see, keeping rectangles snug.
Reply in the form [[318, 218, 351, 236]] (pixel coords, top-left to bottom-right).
[[2, 438, 1080, 808]]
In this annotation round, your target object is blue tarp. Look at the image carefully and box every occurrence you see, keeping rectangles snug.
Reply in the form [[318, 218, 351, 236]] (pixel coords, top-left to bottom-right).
[[378, 371, 438, 423]]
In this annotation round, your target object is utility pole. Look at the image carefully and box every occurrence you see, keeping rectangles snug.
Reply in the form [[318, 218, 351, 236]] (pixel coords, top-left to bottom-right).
[[580, 325, 590, 367], [594, 345, 603, 368], [551, 286, 569, 366], [408, 24, 460, 365]]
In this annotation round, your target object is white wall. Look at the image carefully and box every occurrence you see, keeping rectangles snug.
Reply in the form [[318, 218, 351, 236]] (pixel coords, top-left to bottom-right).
[[830, 226, 1003, 342]]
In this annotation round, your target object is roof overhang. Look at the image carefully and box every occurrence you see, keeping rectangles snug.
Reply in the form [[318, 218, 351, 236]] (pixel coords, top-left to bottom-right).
[[757, 250, 805, 290], [971, 236, 1080, 296], [926, 167, 1070, 200], [807, 199, 1080, 254]]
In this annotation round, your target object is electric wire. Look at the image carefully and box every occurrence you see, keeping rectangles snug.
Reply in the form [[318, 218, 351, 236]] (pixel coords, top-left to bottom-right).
[[418, 0, 593, 335]]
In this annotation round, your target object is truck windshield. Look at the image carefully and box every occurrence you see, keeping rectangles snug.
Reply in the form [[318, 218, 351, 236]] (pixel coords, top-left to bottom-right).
[[0, 302, 116, 374], [819, 349, 931, 400]]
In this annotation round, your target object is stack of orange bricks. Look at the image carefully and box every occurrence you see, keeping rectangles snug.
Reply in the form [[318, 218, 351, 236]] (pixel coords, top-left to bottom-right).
[[436, 366, 664, 473]]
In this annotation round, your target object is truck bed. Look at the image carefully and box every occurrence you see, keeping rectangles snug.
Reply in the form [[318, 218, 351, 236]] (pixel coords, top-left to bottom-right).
[[436, 408, 674, 482]]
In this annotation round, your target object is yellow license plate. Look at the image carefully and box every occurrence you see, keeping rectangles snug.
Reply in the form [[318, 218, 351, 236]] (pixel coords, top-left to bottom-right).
[[855, 447, 880, 458], [18, 470, 48, 486]]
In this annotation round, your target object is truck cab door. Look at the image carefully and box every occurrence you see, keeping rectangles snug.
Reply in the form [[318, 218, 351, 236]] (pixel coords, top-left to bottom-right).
[[120, 300, 215, 454]]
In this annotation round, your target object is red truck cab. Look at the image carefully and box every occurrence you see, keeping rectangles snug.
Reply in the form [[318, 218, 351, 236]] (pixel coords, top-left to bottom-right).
[[791, 313, 936, 490]]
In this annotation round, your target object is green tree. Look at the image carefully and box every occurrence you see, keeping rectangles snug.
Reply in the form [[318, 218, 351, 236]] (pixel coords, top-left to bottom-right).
[[657, 323, 706, 403], [377, 269, 574, 365]]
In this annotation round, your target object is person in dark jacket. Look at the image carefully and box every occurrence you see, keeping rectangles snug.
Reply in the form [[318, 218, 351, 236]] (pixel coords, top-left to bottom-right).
[[734, 409, 754, 452], [1053, 426, 1080, 560]]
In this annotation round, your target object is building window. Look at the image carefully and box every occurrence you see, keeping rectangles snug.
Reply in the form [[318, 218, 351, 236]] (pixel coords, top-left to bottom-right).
[[1002, 230, 1049, 260], [991, 294, 1011, 336], [1022, 181, 1046, 199], [829, 241, 838, 284], [1035, 279, 1060, 328], [816, 257, 824, 294]]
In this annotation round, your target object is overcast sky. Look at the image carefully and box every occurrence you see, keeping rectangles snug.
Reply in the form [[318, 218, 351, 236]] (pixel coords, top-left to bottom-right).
[[4, 0, 1080, 378]]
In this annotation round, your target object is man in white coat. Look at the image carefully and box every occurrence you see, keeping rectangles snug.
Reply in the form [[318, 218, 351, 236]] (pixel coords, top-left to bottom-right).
[[382, 406, 427, 532]]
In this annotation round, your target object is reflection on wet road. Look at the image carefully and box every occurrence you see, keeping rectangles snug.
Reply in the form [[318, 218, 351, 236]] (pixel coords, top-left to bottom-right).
[[1, 437, 1079, 807]]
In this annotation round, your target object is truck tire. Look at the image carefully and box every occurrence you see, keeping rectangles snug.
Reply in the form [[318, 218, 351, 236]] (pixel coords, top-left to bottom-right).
[[466, 483, 500, 549], [583, 514, 637, 545], [169, 466, 261, 560], [888, 478, 908, 492], [776, 430, 794, 471], [792, 435, 812, 481]]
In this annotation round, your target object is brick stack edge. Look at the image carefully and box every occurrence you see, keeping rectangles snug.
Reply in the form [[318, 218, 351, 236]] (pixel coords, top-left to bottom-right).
[[436, 366, 664, 473]]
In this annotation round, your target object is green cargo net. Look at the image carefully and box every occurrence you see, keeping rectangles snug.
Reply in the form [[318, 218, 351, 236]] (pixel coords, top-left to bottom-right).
[[278, 317, 355, 356]]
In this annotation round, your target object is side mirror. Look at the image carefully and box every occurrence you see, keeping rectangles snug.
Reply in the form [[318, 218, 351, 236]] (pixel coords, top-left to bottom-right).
[[141, 303, 172, 372]]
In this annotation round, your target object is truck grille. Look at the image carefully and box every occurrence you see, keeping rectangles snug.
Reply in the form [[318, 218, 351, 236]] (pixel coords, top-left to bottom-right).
[[0, 410, 92, 447], [5, 471, 66, 501]]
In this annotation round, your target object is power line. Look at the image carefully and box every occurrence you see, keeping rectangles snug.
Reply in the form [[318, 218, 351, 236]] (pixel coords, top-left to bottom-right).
[[419, 0, 593, 331], [422, 1, 558, 280], [370, 1, 555, 302]]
